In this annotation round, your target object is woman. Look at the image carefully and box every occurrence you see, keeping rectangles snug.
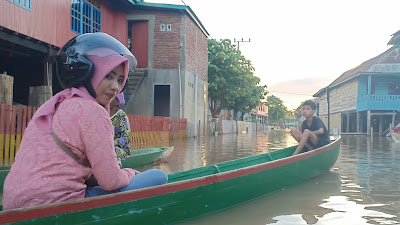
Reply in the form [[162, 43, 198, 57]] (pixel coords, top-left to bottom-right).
[[110, 92, 131, 167], [3, 33, 167, 210]]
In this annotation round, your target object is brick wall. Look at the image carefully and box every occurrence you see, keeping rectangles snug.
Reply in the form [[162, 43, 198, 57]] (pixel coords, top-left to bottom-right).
[[152, 11, 181, 69], [131, 10, 208, 77], [185, 17, 208, 81]]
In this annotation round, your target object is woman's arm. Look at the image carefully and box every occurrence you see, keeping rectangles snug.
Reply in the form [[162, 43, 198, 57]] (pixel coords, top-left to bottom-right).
[[84, 118, 135, 191]]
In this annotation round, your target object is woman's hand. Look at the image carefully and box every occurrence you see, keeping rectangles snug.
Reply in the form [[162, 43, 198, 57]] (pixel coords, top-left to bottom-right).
[[114, 140, 118, 146]]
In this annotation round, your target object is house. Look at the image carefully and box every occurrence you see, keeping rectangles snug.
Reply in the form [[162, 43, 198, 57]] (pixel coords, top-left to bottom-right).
[[0, 0, 131, 105], [314, 31, 400, 135], [0, 0, 210, 137], [250, 104, 268, 125], [123, 2, 210, 137]]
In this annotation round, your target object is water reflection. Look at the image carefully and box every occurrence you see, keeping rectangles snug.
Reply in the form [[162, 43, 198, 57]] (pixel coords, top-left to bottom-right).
[[158, 132, 400, 225], [140, 130, 298, 173], [182, 172, 341, 225]]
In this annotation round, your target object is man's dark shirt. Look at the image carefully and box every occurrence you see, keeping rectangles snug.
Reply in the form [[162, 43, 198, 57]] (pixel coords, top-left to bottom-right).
[[301, 116, 330, 148]]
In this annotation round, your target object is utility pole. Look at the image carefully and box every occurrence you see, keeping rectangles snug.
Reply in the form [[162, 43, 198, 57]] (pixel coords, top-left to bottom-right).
[[234, 38, 251, 50]]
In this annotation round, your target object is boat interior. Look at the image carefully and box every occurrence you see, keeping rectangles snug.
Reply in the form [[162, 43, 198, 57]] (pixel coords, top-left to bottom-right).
[[167, 145, 298, 183]]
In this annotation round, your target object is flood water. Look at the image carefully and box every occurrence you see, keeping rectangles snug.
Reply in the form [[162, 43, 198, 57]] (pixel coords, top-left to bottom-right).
[[140, 130, 400, 225]]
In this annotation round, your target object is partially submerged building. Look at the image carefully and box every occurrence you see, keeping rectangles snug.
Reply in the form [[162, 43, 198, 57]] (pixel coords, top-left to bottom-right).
[[0, 0, 209, 137], [314, 31, 400, 135], [124, 2, 209, 137], [0, 0, 131, 105]]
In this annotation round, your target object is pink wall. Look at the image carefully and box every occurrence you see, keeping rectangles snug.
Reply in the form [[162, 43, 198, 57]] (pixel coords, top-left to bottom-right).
[[0, 0, 128, 48]]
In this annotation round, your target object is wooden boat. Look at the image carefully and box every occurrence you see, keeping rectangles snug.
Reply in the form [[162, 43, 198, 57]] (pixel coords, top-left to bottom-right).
[[0, 137, 341, 224], [391, 130, 400, 143], [123, 146, 174, 168], [0, 146, 174, 195]]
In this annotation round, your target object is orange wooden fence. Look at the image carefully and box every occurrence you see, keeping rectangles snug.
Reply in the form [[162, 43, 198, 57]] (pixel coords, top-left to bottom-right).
[[0, 104, 37, 163], [170, 118, 187, 140], [0, 104, 187, 160], [127, 115, 187, 148]]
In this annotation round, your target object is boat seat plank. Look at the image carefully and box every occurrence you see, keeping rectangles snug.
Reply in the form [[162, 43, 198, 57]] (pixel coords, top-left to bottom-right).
[[213, 165, 221, 173]]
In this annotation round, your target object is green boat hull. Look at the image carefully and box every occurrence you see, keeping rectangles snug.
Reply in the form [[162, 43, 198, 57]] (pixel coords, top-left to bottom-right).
[[0, 138, 341, 224]]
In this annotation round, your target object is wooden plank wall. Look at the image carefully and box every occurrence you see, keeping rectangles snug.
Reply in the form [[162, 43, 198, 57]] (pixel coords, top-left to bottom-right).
[[0, 0, 128, 49], [0, 105, 187, 163], [0, 72, 14, 106]]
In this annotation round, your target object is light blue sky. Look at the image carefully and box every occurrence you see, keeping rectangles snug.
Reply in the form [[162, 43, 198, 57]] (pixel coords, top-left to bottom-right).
[[147, 0, 400, 109]]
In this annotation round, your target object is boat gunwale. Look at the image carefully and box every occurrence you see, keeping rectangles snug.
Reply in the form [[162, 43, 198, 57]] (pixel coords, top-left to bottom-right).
[[0, 137, 341, 223], [128, 146, 173, 157]]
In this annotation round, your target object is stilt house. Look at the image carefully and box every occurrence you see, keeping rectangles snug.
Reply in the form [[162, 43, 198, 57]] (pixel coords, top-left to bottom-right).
[[314, 31, 400, 135]]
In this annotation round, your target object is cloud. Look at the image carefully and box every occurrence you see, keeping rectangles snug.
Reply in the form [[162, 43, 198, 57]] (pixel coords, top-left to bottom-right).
[[267, 77, 332, 110]]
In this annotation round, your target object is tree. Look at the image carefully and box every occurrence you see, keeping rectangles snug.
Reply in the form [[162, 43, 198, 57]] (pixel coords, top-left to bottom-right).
[[286, 109, 296, 118], [266, 95, 287, 124], [208, 39, 267, 120]]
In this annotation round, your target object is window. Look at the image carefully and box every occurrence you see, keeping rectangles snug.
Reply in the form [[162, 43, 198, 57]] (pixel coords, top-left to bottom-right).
[[389, 82, 400, 95], [71, 0, 101, 34], [8, 0, 31, 10]]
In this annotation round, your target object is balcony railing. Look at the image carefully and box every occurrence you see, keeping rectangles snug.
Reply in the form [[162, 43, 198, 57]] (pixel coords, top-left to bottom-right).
[[357, 95, 400, 111]]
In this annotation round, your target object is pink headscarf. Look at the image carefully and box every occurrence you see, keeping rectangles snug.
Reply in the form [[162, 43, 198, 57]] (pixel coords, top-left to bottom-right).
[[31, 53, 128, 134]]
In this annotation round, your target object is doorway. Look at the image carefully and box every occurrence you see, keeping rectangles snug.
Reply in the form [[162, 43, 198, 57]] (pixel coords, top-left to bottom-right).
[[130, 21, 149, 68], [154, 85, 170, 117]]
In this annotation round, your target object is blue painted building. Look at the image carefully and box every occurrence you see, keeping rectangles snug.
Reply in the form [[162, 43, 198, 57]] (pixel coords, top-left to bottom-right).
[[314, 31, 400, 135]]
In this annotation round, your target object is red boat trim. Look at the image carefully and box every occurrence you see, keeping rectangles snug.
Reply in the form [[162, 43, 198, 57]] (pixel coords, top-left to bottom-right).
[[0, 138, 340, 223]]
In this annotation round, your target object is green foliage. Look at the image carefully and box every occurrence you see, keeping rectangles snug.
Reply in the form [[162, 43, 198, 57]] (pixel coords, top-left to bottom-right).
[[286, 109, 296, 117], [208, 39, 268, 119], [266, 95, 288, 123]]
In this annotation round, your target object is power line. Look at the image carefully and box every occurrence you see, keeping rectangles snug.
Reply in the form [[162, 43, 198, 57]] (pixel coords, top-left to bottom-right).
[[233, 38, 250, 50], [268, 90, 313, 96]]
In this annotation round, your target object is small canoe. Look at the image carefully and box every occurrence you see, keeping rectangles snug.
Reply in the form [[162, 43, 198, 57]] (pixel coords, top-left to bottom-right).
[[0, 137, 341, 224], [0, 146, 174, 195], [123, 146, 174, 168], [391, 130, 400, 143]]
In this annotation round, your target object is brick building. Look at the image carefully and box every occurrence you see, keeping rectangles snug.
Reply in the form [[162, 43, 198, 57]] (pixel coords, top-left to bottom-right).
[[1, 0, 210, 137], [124, 2, 210, 137]]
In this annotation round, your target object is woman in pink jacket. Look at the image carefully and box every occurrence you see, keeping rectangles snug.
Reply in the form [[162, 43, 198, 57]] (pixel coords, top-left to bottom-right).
[[2, 33, 167, 210]]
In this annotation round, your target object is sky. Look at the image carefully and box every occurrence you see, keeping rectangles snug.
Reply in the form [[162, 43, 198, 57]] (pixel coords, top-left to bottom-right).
[[147, 0, 400, 109]]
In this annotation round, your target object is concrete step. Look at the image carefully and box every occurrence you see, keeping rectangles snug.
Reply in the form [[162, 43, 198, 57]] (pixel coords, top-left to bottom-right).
[[124, 68, 147, 103]]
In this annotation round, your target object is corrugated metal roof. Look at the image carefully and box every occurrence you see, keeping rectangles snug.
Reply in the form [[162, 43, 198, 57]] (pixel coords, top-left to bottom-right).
[[314, 45, 400, 96], [388, 30, 400, 45], [329, 51, 385, 86]]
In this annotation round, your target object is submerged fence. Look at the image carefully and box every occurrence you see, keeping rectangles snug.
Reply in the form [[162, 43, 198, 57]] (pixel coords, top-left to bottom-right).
[[0, 105, 37, 161], [0, 104, 187, 164]]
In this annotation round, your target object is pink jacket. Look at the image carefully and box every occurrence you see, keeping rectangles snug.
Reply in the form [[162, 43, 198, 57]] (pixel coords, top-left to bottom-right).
[[3, 97, 136, 210]]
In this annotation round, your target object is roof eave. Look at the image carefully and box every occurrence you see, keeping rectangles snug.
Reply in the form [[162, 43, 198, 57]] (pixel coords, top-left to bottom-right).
[[133, 2, 210, 38], [312, 72, 397, 97], [185, 6, 210, 38]]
